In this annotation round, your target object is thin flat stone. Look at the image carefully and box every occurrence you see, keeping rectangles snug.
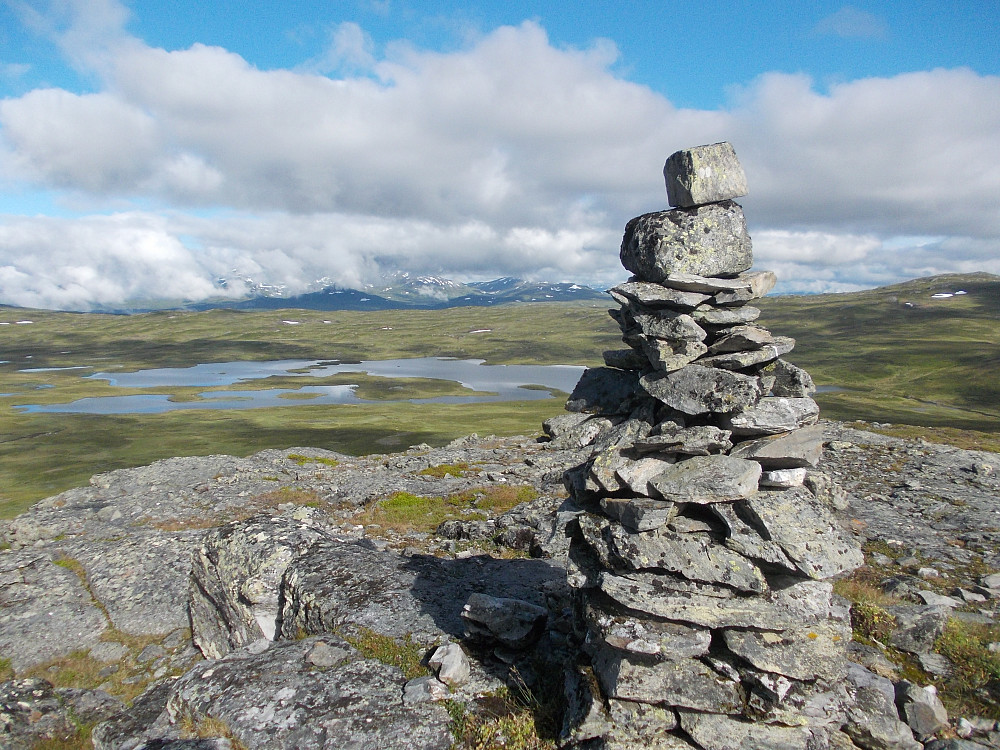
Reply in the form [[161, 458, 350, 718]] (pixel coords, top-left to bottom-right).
[[699, 338, 795, 370], [649, 455, 762, 504], [609, 281, 711, 309], [664, 142, 748, 208], [632, 424, 733, 456], [598, 572, 835, 630], [660, 271, 773, 295], [729, 424, 825, 468], [585, 599, 712, 659], [722, 619, 852, 681], [601, 522, 768, 593], [641, 365, 762, 415], [760, 467, 809, 488], [723, 396, 819, 436], [600, 497, 678, 533], [741, 487, 864, 580], [592, 648, 744, 711], [708, 326, 775, 353], [620, 202, 753, 281], [691, 305, 761, 326]]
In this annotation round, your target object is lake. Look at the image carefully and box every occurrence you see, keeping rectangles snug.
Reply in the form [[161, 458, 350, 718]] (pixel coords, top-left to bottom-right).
[[15, 358, 586, 414]]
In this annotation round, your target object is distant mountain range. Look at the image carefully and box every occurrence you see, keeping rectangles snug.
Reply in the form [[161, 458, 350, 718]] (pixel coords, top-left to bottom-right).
[[122, 274, 610, 314]]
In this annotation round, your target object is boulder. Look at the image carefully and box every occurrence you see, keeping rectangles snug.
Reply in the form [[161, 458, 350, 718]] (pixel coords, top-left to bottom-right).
[[620, 202, 753, 281], [760, 359, 817, 397], [663, 142, 748, 208], [897, 681, 950, 738], [844, 664, 921, 750]]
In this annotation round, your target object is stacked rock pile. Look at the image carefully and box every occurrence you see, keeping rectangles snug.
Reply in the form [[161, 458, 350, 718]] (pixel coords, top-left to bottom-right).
[[551, 143, 866, 749]]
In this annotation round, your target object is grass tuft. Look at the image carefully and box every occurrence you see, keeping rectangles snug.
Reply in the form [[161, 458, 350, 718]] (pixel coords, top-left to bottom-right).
[[342, 627, 428, 680]]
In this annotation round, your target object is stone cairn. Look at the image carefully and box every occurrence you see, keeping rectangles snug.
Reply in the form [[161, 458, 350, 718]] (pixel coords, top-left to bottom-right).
[[549, 143, 866, 749]]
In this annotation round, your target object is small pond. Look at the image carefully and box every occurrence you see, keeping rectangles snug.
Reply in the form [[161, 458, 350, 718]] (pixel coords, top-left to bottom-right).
[[15, 358, 586, 414]]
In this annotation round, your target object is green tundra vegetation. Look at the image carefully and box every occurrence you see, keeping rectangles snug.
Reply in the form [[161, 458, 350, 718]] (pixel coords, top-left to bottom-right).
[[1, 272, 997, 518]]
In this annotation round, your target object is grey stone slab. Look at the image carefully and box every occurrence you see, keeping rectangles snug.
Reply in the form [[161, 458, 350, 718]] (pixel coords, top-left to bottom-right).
[[617, 455, 679, 497], [600, 497, 678, 533], [658, 271, 773, 295], [632, 312, 708, 342], [592, 647, 744, 711], [723, 396, 819, 436], [722, 618, 852, 681], [678, 710, 828, 750], [609, 281, 711, 309], [632, 424, 733, 456], [598, 572, 835, 630], [599, 521, 768, 593], [708, 326, 775, 353], [641, 338, 708, 372], [585, 599, 712, 659], [641, 365, 763, 416], [699, 338, 795, 370], [664, 142, 748, 208], [649, 455, 762, 504], [691, 305, 762, 326], [460, 593, 547, 649], [620, 202, 753, 281], [730, 424, 825, 468], [740, 487, 863, 580]]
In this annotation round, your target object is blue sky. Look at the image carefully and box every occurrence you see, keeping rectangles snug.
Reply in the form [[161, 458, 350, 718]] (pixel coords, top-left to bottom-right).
[[0, 0, 998, 309]]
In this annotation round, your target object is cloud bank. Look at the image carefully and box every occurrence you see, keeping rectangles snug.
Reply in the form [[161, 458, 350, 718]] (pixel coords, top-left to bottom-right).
[[1, 5, 998, 309]]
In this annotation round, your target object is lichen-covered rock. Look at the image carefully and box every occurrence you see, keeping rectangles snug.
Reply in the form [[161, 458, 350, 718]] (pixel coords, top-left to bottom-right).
[[189, 515, 339, 659], [641, 365, 763, 415], [649, 455, 762, 504], [664, 142, 749, 208], [161, 637, 452, 750], [724, 397, 819, 437], [620, 202, 753, 281], [739, 487, 864, 580], [730, 424, 825, 468], [0, 678, 123, 750], [592, 647, 744, 711], [0, 550, 108, 672]]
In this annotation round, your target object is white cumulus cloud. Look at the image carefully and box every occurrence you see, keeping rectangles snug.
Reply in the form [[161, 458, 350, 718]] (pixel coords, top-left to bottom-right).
[[0, 1, 997, 309]]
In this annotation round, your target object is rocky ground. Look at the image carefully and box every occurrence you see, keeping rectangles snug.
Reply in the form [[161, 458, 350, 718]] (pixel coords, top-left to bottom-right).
[[1, 422, 998, 749]]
